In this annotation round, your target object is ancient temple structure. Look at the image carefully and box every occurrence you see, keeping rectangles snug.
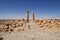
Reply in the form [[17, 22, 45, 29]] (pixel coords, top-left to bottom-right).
[[32, 13, 35, 21], [26, 10, 29, 22]]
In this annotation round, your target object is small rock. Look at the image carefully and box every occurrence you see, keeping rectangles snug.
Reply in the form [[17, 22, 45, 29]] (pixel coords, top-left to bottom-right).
[[39, 25, 43, 28], [36, 22, 41, 25], [26, 24, 30, 27], [0, 37, 3, 40], [20, 23, 23, 26], [3, 26, 9, 29], [12, 24, 16, 28], [10, 29, 13, 31]]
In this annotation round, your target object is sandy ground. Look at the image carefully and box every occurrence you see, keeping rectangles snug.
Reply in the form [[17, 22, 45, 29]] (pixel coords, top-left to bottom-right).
[[0, 22, 60, 40]]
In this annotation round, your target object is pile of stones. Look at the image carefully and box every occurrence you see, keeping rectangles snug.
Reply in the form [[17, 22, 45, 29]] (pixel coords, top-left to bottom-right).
[[0, 19, 31, 33], [0, 20, 24, 33], [36, 19, 60, 32]]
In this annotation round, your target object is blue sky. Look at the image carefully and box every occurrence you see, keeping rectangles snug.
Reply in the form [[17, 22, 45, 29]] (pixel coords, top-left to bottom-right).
[[0, 0, 60, 19]]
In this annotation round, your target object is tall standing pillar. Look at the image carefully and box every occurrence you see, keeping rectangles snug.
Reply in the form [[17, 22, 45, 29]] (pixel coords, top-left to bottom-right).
[[26, 10, 29, 22], [32, 13, 35, 21]]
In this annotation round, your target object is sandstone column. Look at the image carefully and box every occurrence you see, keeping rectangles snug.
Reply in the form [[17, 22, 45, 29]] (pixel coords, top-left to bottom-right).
[[26, 10, 29, 22], [32, 13, 35, 21]]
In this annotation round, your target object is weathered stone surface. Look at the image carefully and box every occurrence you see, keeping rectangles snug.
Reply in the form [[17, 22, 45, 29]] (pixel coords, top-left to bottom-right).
[[36, 22, 41, 25], [15, 23, 19, 27], [26, 24, 30, 27], [20, 23, 23, 26], [25, 10, 29, 23], [3, 26, 9, 29], [0, 25, 4, 29], [32, 13, 35, 22], [0, 19, 60, 33], [11, 24, 16, 28]]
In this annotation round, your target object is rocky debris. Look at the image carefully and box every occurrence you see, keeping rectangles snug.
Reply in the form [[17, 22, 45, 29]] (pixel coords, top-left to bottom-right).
[[24, 23, 30, 29], [9, 29, 13, 32], [36, 20, 45, 25], [39, 25, 43, 28], [21, 18, 25, 21], [17, 28, 25, 32], [18, 20, 21, 22], [1, 28, 8, 32], [26, 24, 30, 27], [0, 19, 60, 32], [0, 20, 24, 32], [0, 25, 4, 29], [15, 23, 20, 27], [20, 23, 23, 26], [35, 20, 60, 32], [3, 26, 9, 29], [36, 22, 41, 25], [43, 20, 46, 24], [26, 24, 30, 29], [0, 37, 3, 40], [20, 29, 25, 31], [11, 24, 16, 28]]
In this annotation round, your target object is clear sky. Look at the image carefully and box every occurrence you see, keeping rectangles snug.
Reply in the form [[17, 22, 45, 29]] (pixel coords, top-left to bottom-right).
[[0, 0, 60, 19]]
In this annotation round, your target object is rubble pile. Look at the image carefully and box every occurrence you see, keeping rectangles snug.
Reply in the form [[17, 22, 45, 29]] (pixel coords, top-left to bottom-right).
[[0, 19, 31, 33], [0, 20, 24, 32], [36, 19, 60, 32]]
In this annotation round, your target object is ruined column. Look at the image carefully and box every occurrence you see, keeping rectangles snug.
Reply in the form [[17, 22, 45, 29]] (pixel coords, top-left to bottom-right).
[[26, 10, 29, 22], [32, 13, 35, 22]]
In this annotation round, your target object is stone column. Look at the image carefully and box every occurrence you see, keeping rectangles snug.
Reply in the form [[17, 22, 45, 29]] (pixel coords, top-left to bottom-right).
[[32, 13, 35, 21], [26, 10, 29, 22]]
